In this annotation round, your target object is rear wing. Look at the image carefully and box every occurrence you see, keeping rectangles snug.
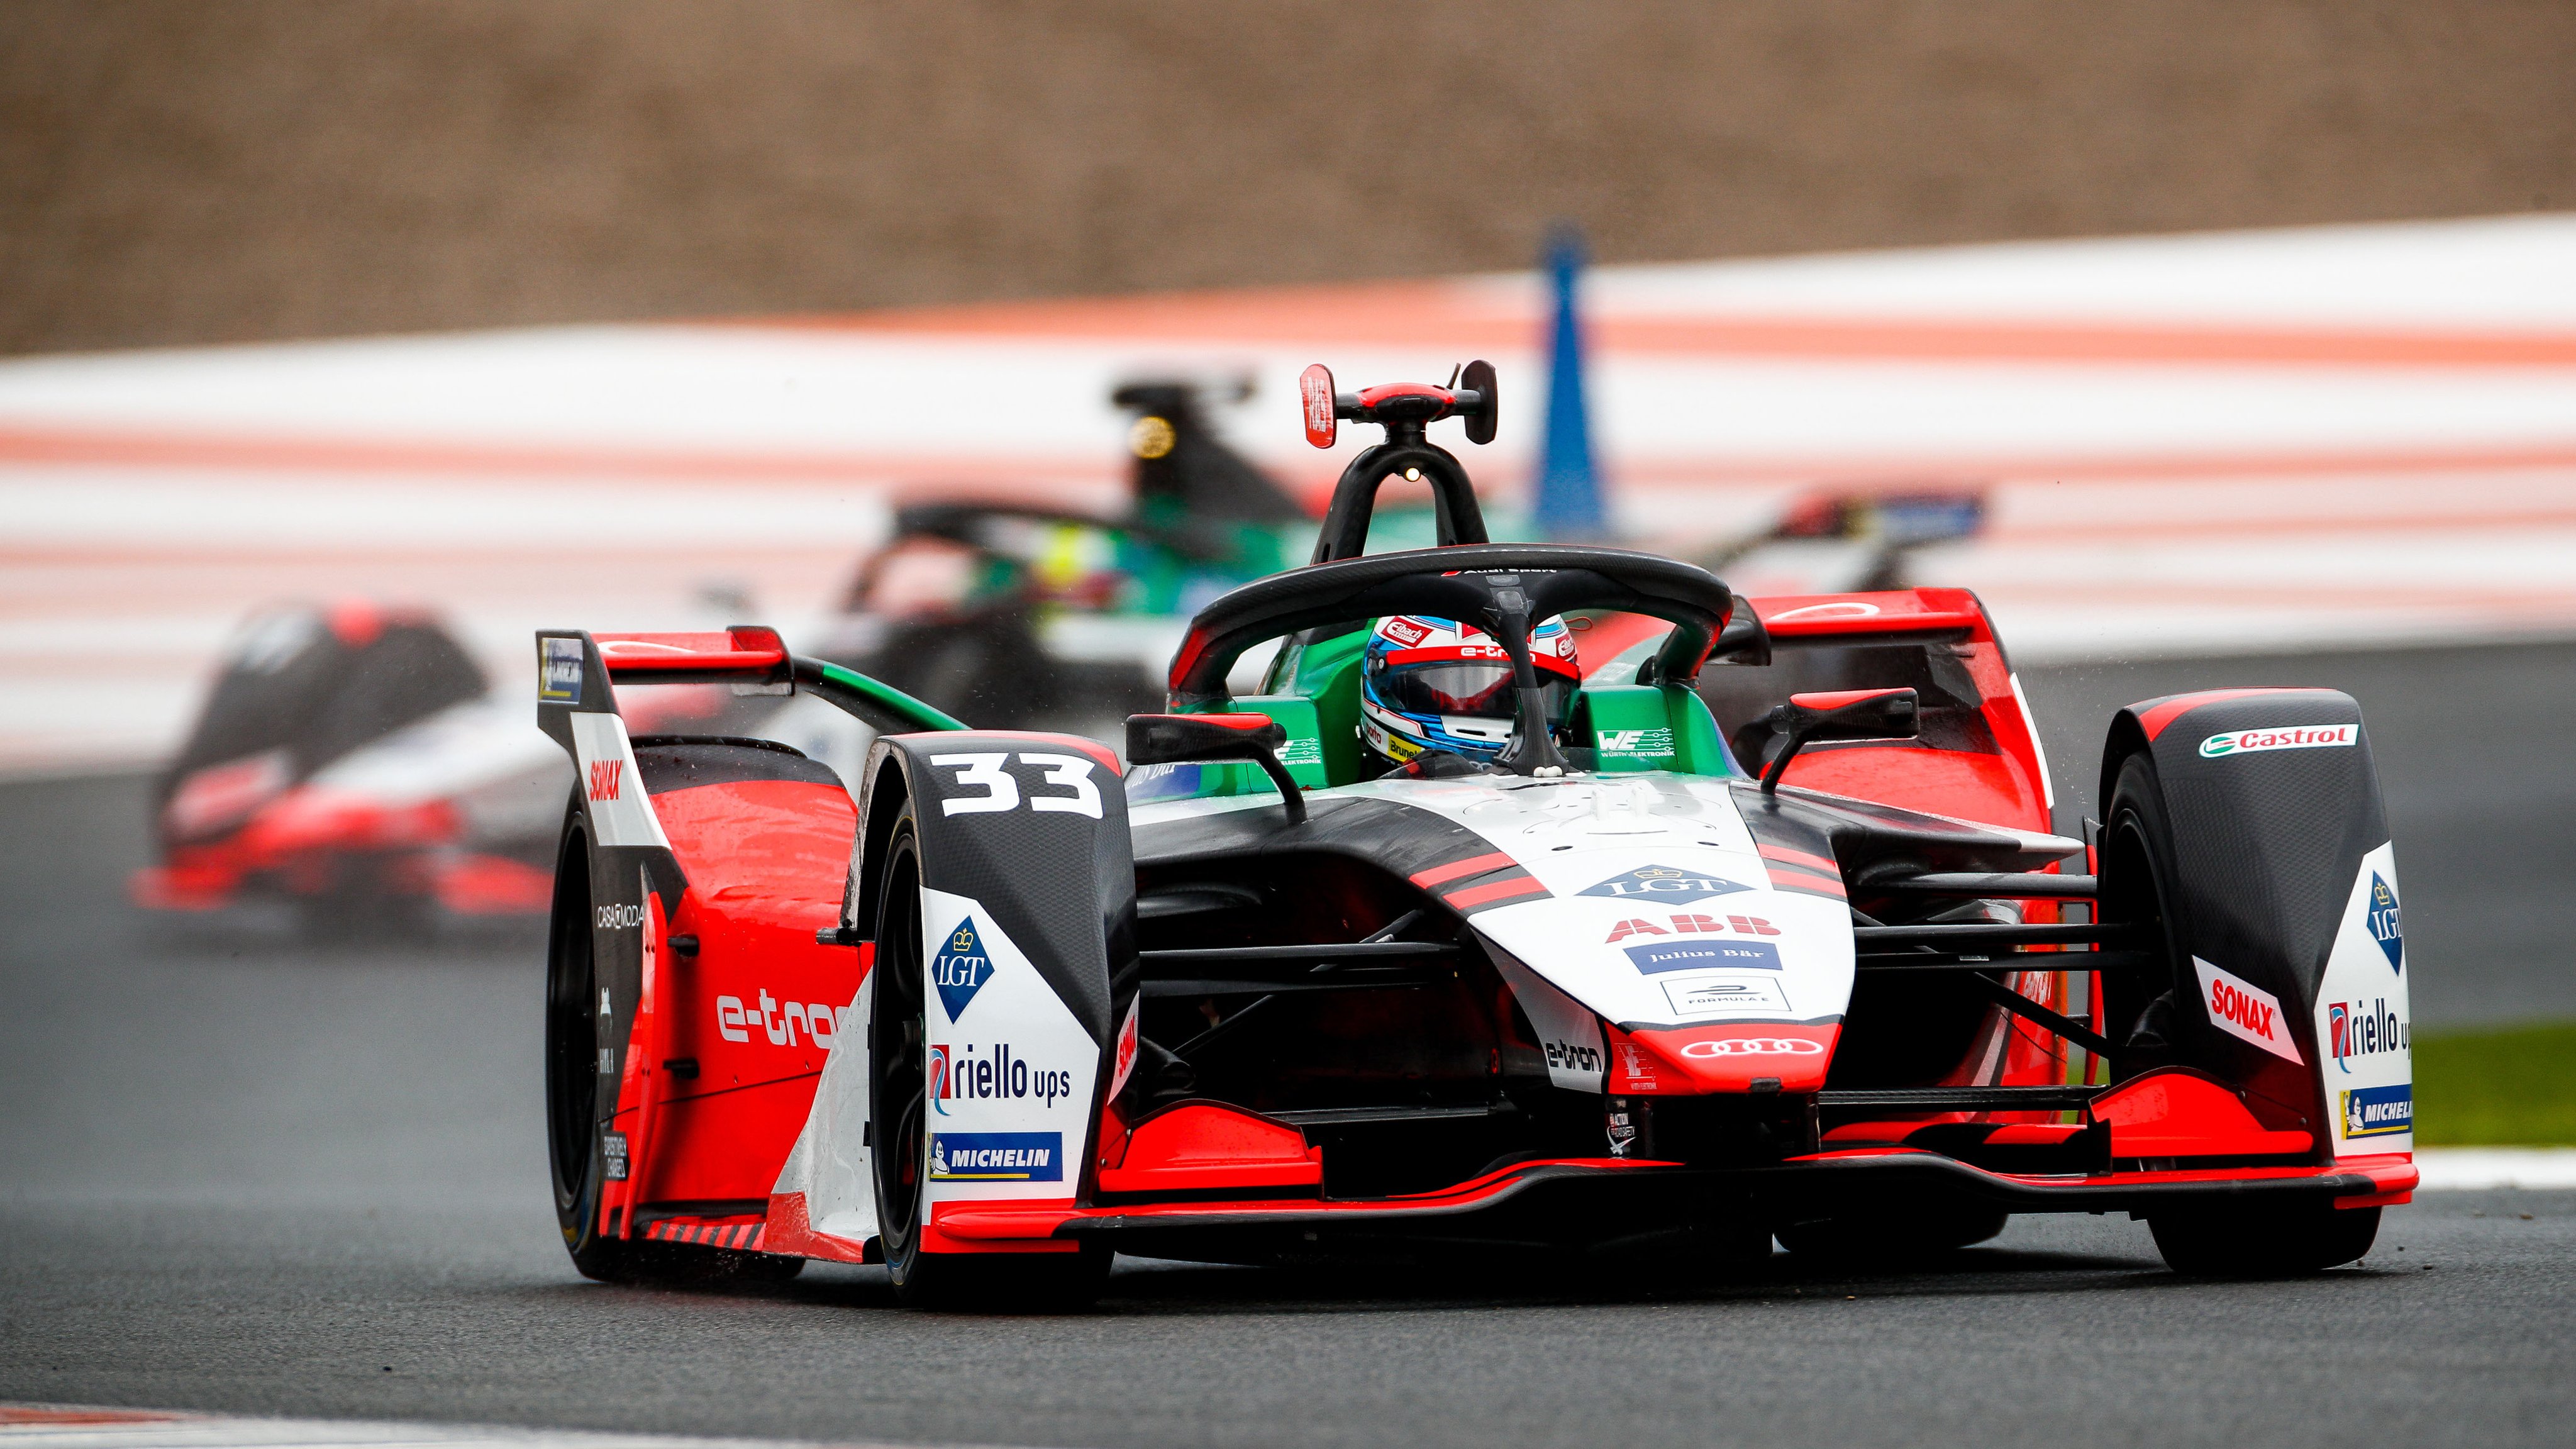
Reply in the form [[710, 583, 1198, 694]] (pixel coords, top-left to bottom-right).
[[534, 626, 967, 914]]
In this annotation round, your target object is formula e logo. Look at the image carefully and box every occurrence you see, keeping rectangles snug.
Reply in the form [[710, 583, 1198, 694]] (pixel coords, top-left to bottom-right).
[[1596, 728, 1674, 757], [1680, 1037, 1823, 1058], [538, 636, 584, 704], [1579, 865, 1750, 901], [2367, 872, 2403, 972], [2328, 997, 2407, 1074], [587, 759, 623, 801], [2193, 957, 2302, 1063], [1544, 1038, 1602, 1073], [2198, 723, 2355, 758], [929, 1041, 1075, 1113], [931, 918, 996, 1021], [930, 1131, 1063, 1182], [2341, 1084, 2412, 1140]]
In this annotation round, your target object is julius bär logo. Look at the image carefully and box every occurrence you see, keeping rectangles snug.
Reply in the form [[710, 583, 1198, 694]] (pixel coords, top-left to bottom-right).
[[2367, 872, 2403, 972], [1579, 865, 1750, 902], [931, 918, 995, 1021], [587, 759, 623, 801]]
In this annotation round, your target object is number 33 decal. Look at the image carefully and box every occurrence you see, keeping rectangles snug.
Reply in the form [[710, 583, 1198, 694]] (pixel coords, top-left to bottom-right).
[[929, 752, 1103, 819]]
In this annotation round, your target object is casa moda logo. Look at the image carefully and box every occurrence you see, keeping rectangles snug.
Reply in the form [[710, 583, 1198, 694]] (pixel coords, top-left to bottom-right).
[[2367, 872, 2404, 973], [931, 918, 996, 1021], [2199, 723, 2355, 759], [2341, 1084, 2412, 1140], [1580, 865, 1751, 902], [930, 1131, 1062, 1182], [2328, 997, 2407, 1074]]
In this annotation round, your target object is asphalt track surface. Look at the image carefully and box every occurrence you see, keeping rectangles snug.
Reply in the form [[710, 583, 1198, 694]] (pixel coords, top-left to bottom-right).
[[5, 641, 2574, 1448]]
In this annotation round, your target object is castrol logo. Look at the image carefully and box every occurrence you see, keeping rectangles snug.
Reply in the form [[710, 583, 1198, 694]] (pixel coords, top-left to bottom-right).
[[1680, 1037, 1824, 1058]]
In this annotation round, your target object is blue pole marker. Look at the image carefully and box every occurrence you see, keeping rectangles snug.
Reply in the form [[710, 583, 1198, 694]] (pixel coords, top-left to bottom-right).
[[1535, 228, 1606, 540]]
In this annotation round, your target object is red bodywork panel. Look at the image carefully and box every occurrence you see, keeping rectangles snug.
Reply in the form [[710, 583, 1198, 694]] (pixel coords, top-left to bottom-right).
[[615, 777, 862, 1217]]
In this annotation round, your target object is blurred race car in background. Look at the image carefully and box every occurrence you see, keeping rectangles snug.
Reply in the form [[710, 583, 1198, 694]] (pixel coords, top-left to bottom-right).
[[816, 377, 1333, 731], [130, 602, 854, 937]]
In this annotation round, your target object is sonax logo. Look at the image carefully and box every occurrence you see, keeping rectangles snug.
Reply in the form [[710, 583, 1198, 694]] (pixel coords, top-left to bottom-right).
[[2194, 957, 2302, 1063], [931, 918, 996, 1021], [2367, 872, 2404, 972], [587, 759, 623, 801], [930, 1131, 1063, 1182], [2198, 723, 2355, 758], [1579, 865, 1750, 901]]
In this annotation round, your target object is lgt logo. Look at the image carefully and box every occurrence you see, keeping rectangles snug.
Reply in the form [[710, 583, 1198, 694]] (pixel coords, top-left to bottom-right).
[[2367, 872, 2403, 972], [587, 759, 623, 801]]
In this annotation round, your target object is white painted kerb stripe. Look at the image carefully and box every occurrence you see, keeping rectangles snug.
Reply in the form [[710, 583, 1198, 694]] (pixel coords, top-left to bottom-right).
[[0, 1405, 1041, 1449], [2412, 1147, 2576, 1190]]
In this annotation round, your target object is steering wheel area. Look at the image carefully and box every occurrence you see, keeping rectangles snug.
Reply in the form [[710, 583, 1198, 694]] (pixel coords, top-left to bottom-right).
[[1165, 543, 1753, 775]]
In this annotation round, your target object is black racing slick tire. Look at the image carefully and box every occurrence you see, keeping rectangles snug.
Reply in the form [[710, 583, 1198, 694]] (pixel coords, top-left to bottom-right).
[[867, 804, 1109, 1311], [544, 814, 633, 1283], [2149, 1204, 2381, 1277], [2096, 750, 2196, 1074]]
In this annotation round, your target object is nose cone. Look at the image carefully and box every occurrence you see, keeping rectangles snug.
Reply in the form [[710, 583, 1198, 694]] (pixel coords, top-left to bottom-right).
[[1605, 1023, 1838, 1094]]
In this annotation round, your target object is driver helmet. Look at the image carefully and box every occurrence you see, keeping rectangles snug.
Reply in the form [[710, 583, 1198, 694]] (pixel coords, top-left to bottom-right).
[[1358, 614, 1579, 767]]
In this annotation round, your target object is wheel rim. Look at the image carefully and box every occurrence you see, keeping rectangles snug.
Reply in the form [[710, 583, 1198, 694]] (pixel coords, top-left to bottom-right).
[[870, 830, 928, 1259]]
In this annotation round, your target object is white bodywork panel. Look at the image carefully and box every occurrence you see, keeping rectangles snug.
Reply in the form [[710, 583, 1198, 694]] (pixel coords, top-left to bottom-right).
[[565, 711, 670, 850], [2312, 842, 2413, 1156], [775, 885, 1102, 1235]]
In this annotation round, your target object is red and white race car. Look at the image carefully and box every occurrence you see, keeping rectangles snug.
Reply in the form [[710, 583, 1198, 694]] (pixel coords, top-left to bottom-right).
[[535, 364, 2412, 1306]]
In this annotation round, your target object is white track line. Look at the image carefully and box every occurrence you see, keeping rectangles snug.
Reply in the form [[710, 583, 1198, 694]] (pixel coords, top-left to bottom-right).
[[2412, 1148, 2576, 1190], [0, 1405, 1013, 1449]]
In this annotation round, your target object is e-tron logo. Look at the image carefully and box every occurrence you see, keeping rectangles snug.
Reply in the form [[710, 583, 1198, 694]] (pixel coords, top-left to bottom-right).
[[1680, 1037, 1823, 1058]]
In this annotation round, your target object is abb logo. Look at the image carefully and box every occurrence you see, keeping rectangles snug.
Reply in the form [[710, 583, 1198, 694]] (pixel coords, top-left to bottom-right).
[[1604, 913, 1779, 944], [587, 759, 624, 801], [1680, 1037, 1823, 1058]]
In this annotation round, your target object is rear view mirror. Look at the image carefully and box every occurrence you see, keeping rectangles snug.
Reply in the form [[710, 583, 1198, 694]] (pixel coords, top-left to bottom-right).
[[1127, 714, 1306, 824], [1760, 687, 1919, 793]]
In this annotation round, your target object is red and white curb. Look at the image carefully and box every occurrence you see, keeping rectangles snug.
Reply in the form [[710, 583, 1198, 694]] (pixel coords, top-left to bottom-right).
[[0, 1406, 986, 1449]]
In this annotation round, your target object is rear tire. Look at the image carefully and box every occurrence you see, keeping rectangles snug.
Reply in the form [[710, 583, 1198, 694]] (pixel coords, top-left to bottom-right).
[[866, 806, 1108, 1311], [2149, 1204, 2380, 1276], [544, 819, 633, 1282]]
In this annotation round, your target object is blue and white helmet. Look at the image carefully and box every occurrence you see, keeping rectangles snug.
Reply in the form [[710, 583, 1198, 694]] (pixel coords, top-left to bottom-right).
[[1358, 614, 1579, 766]]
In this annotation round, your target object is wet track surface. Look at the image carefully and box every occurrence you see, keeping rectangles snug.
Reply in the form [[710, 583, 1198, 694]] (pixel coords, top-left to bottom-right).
[[5, 642, 2573, 1448]]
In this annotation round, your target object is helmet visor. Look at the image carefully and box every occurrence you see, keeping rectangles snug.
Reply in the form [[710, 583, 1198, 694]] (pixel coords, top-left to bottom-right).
[[1377, 662, 1576, 723]]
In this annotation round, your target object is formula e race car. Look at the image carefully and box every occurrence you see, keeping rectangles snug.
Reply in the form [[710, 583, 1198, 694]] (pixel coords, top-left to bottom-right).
[[538, 362, 2414, 1306]]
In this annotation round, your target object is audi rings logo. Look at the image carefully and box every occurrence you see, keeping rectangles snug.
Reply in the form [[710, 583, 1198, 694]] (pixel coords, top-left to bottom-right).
[[1680, 1037, 1823, 1058]]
